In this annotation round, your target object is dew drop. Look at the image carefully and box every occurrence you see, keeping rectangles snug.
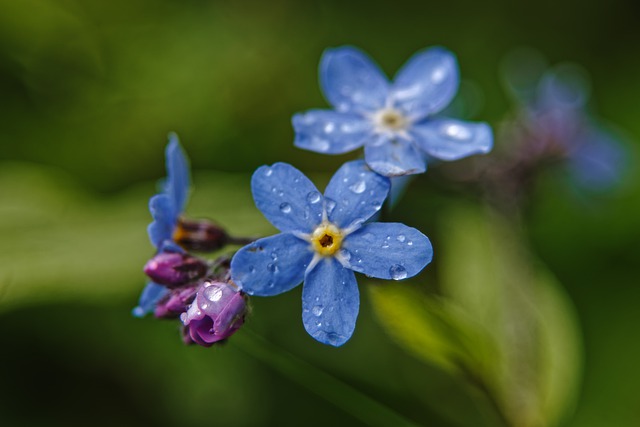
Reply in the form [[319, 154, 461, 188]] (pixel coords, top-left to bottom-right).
[[325, 199, 337, 215], [338, 248, 351, 261], [204, 286, 223, 302], [307, 191, 321, 204], [407, 241, 413, 246], [389, 264, 408, 280], [381, 241, 390, 249], [267, 281, 275, 289], [250, 266, 256, 273], [279, 202, 292, 213], [349, 180, 366, 194], [264, 168, 273, 177], [312, 305, 324, 316], [201, 303, 209, 310], [324, 122, 335, 133], [311, 137, 330, 152], [271, 252, 278, 261], [179, 313, 187, 322], [444, 123, 472, 141], [397, 235, 406, 242], [267, 263, 279, 273]]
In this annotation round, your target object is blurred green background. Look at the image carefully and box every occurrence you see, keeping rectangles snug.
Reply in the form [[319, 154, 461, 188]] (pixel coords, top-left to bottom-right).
[[1, 0, 639, 426]]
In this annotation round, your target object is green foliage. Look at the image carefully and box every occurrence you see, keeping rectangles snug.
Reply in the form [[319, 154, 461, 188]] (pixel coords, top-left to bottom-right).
[[369, 204, 582, 427]]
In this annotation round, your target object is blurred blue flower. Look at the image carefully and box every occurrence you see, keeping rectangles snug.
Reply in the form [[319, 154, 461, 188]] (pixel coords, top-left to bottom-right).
[[147, 133, 191, 250], [132, 281, 170, 318], [293, 46, 493, 176], [230, 161, 433, 346], [503, 62, 628, 190]]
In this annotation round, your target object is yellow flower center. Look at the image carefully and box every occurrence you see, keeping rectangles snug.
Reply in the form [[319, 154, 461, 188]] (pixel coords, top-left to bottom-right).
[[310, 223, 343, 257]]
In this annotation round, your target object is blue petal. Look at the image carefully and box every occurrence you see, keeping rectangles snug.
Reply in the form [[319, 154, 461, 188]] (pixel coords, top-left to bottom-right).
[[364, 137, 427, 177], [231, 233, 313, 296], [292, 110, 373, 154], [323, 160, 390, 229], [302, 257, 359, 346], [252, 163, 325, 233], [342, 223, 432, 279], [164, 133, 191, 217], [148, 194, 175, 247], [320, 46, 389, 113], [132, 282, 169, 318], [391, 47, 459, 119], [569, 126, 627, 190], [411, 119, 493, 161]]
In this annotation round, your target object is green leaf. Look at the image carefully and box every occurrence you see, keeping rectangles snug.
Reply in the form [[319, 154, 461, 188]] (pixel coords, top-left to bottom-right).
[[438, 204, 582, 427]]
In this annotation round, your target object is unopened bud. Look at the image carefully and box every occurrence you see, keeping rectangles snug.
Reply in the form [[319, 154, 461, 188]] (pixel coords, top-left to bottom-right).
[[144, 252, 208, 287], [173, 218, 229, 252], [181, 281, 248, 346], [154, 284, 198, 319]]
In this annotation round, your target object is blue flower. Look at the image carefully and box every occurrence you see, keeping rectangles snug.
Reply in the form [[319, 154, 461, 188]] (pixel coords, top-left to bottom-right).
[[230, 160, 433, 346], [132, 281, 170, 318], [147, 133, 191, 250], [292, 46, 493, 177], [503, 63, 628, 190]]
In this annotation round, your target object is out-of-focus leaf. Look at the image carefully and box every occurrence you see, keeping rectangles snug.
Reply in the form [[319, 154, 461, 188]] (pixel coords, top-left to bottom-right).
[[439, 204, 582, 427], [0, 162, 269, 313]]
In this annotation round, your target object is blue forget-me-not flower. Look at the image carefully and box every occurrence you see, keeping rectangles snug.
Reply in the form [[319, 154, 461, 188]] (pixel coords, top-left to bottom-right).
[[292, 46, 494, 176], [230, 160, 433, 346], [501, 58, 628, 191], [133, 134, 190, 317]]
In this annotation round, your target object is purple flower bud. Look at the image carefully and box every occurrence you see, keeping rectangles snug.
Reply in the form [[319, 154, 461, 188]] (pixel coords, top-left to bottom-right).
[[154, 284, 198, 319], [144, 252, 208, 287], [173, 218, 229, 252], [181, 281, 248, 347]]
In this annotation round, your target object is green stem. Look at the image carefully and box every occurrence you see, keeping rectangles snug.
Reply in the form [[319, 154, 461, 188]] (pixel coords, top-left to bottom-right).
[[232, 329, 420, 427]]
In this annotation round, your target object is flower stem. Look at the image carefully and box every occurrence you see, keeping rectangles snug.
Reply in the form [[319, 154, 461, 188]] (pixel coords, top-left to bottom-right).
[[232, 329, 420, 427]]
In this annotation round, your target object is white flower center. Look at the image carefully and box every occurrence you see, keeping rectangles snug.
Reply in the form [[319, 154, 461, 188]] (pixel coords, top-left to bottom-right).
[[373, 108, 409, 133]]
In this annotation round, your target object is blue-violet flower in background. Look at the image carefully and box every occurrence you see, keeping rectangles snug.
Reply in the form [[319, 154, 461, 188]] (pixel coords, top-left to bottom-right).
[[292, 46, 493, 176], [230, 160, 433, 346], [502, 61, 628, 190]]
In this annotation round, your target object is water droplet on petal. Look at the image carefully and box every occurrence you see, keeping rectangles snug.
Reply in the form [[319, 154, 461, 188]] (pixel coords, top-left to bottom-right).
[[264, 168, 273, 177], [204, 286, 224, 302], [311, 137, 330, 152], [407, 241, 413, 246], [349, 180, 366, 194], [325, 199, 337, 215], [279, 202, 292, 213], [381, 241, 390, 249], [271, 252, 278, 261], [307, 191, 321, 204], [312, 305, 324, 316], [338, 248, 351, 261], [267, 263, 279, 273], [443, 123, 472, 141], [389, 264, 408, 280], [324, 122, 335, 133], [397, 235, 406, 242]]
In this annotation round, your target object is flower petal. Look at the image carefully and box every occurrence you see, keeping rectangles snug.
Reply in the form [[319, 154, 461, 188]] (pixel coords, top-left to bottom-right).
[[364, 137, 426, 177], [231, 233, 313, 296], [252, 163, 324, 233], [569, 126, 627, 190], [164, 133, 190, 216], [391, 46, 459, 118], [132, 282, 169, 318], [292, 110, 373, 154], [148, 194, 175, 247], [320, 46, 389, 113], [323, 160, 390, 229], [412, 119, 493, 161], [342, 223, 432, 280], [302, 257, 359, 346]]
